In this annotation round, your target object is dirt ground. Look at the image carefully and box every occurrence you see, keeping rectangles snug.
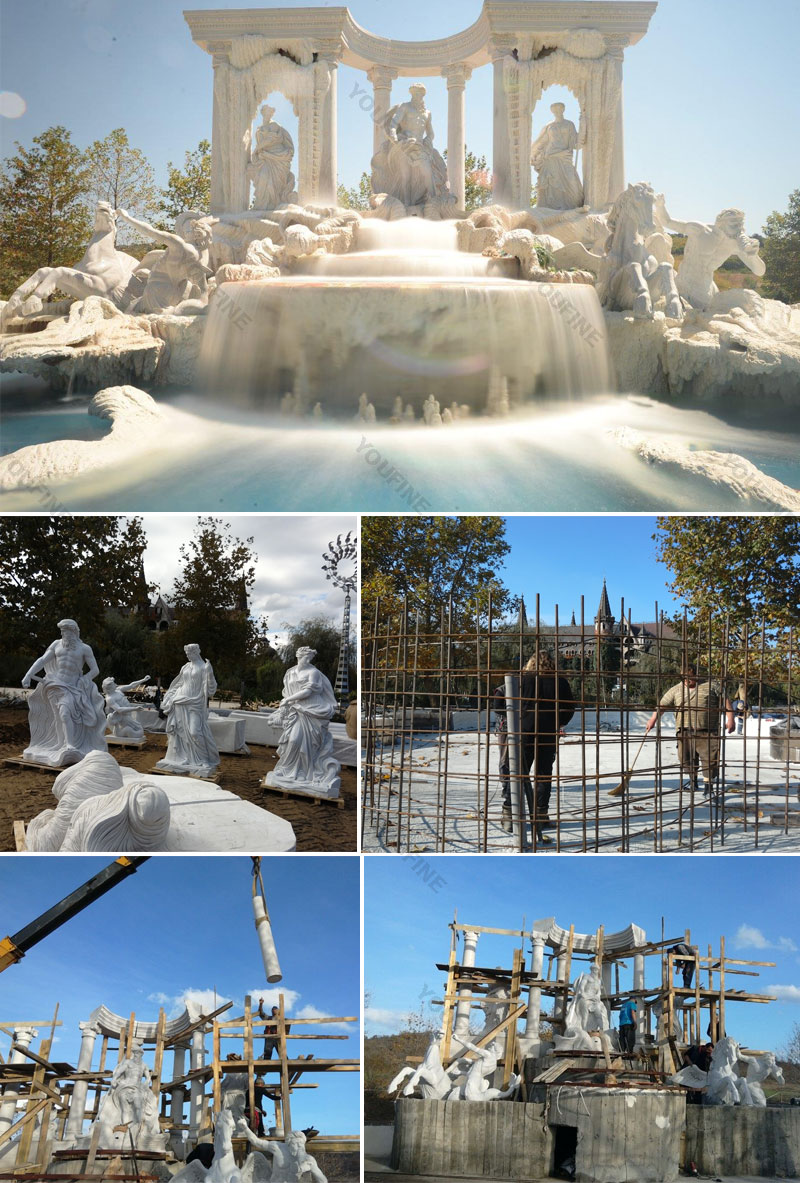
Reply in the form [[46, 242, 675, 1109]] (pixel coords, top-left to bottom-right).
[[0, 707, 357, 853]]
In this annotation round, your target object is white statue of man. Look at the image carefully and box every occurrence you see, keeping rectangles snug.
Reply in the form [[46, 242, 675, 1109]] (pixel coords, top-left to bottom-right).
[[114, 209, 213, 314], [371, 84, 452, 209], [564, 963, 609, 1034], [265, 647, 340, 796], [531, 103, 585, 211], [103, 676, 150, 740], [94, 1040, 164, 1149], [155, 644, 219, 777], [248, 104, 298, 211], [446, 1040, 520, 1102], [21, 620, 107, 766], [237, 1124, 328, 1183], [655, 197, 766, 311], [736, 1050, 785, 1107]]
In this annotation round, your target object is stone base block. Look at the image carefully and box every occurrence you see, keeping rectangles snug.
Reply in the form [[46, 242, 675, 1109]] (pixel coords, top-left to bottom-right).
[[684, 1103, 800, 1178]]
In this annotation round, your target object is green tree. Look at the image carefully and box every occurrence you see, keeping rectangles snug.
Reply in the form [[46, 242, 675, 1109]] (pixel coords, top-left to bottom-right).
[[171, 517, 263, 692], [85, 128, 159, 237], [0, 126, 92, 297], [282, 614, 354, 691], [0, 516, 148, 681], [337, 171, 372, 211], [159, 139, 212, 224], [761, 189, 800, 303], [362, 516, 511, 632], [464, 148, 492, 211], [654, 516, 800, 692]]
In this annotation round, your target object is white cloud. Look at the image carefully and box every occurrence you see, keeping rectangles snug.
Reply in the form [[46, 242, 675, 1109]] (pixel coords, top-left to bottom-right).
[[365, 1007, 413, 1034], [732, 925, 798, 954], [147, 988, 233, 1018], [293, 1004, 354, 1034], [244, 987, 301, 1012], [765, 984, 800, 1003]]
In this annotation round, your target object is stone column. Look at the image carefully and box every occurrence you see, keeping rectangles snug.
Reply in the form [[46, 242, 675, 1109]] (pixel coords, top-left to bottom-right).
[[442, 64, 472, 210], [169, 1042, 189, 1154], [607, 39, 626, 203], [188, 1027, 206, 1139], [601, 961, 613, 998], [318, 54, 340, 205], [367, 65, 397, 157], [65, 1022, 99, 1141], [490, 42, 513, 208], [0, 1028, 38, 1140], [634, 954, 646, 1047], [554, 951, 568, 1021], [453, 930, 479, 1040], [525, 935, 546, 1036], [210, 47, 251, 214]]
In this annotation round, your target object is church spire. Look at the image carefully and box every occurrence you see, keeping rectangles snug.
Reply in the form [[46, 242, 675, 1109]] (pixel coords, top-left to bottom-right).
[[595, 579, 614, 635]]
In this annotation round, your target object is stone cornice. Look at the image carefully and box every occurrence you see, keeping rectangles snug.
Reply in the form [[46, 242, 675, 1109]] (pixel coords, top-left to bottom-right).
[[185, 2, 657, 74]]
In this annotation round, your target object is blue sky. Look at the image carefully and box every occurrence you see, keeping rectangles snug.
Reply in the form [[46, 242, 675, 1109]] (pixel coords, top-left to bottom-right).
[[496, 515, 682, 624], [2, 0, 798, 229], [0, 855, 360, 1134], [364, 854, 800, 1055]]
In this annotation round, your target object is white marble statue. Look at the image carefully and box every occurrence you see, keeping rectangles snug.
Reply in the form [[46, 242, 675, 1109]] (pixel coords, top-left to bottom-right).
[[737, 1050, 785, 1106], [114, 208, 213, 314], [553, 964, 611, 1052], [155, 644, 220, 777], [655, 198, 766, 311], [26, 750, 122, 851], [248, 104, 298, 211], [21, 619, 107, 767], [60, 779, 171, 852], [388, 1030, 460, 1100], [237, 1124, 328, 1183], [173, 1108, 246, 1183], [0, 202, 140, 328], [446, 1041, 520, 1102], [554, 182, 684, 321], [264, 648, 340, 797], [92, 1040, 166, 1150], [671, 1035, 742, 1105], [371, 85, 452, 210], [103, 676, 150, 740], [531, 103, 585, 211]]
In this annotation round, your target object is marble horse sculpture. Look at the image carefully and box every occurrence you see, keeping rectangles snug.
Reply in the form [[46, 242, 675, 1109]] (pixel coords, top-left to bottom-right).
[[156, 644, 220, 777], [0, 202, 140, 327], [21, 619, 107, 767], [172, 1108, 246, 1182], [265, 647, 340, 797], [388, 1030, 460, 1100], [671, 1035, 744, 1105], [446, 1040, 521, 1102], [371, 85, 452, 210]]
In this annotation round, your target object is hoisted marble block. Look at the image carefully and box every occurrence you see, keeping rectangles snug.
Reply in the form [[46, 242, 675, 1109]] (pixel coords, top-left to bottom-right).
[[253, 892, 282, 982], [156, 644, 220, 777], [21, 619, 107, 767], [263, 647, 341, 798]]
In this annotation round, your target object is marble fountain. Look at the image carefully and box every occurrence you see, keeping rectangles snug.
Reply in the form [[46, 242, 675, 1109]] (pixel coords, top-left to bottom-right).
[[1, 2, 798, 511]]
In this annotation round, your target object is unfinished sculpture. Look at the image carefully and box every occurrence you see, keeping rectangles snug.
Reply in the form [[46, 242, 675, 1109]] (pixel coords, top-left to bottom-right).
[[92, 1040, 166, 1151], [21, 619, 107, 767], [672, 1035, 742, 1105], [60, 779, 171, 852], [238, 1124, 328, 1183], [103, 676, 150, 740], [264, 647, 340, 797], [553, 964, 611, 1052], [26, 751, 123, 851], [371, 85, 453, 212], [156, 644, 220, 777], [554, 182, 684, 321], [388, 1030, 459, 1100], [531, 103, 584, 211], [0, 202, 140, 327], [249, 104, 298, 211], [446, 1041, 520, 1102], [172, 1108, 243, 1182], [656, 197, 766, 312], [737, 1050, 785, 1106], [115, 209, 213, 314]]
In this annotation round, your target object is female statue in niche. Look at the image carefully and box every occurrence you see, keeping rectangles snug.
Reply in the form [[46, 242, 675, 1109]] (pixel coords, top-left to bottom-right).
[[266, 647, 340, 795], [531, 102, 585, 210], [248, 103, 298, 211]]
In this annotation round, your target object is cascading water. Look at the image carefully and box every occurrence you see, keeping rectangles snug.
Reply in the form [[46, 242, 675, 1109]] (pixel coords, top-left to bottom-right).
[[199, 217, 612, 414]]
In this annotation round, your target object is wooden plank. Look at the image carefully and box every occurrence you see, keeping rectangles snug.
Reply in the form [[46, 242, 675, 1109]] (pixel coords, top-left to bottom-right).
[[440, 946, 457, 1065], [151, 1009, 166, 1100], [262, 783, 344, 809], [3, 758, 61, 774], [278, 994, 291, 1135], [503, 948, 523, 1090], [147, 768, 220, 784], [13, 821, 26, 852], [105, 736, 147, 750]]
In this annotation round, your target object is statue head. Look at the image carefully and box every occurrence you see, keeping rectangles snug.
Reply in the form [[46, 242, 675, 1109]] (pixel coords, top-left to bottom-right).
[[715, 207, 746, 237], [606, 182, 657, 244], [409, 83, 427, 108], [102, 677, 117, 692], [57, 619, 81, 648], [260, 103, 276, 125], [296, 646, 316, 664], [550, 102, 566, 118], [184, 643, 201, 659], [287, 1130, 307, 1155]]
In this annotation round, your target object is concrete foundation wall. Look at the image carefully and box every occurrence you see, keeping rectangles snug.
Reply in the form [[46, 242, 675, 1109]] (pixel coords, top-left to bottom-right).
[[684, 1106, 800, 1178], [555, 1088, 684, 1183], [392, 1098, 552, 1179]]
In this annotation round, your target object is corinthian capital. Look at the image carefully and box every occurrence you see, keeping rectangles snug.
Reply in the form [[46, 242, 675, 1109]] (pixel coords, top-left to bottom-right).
[[367, 64, 398, 89], [442, 63, 473, 88]]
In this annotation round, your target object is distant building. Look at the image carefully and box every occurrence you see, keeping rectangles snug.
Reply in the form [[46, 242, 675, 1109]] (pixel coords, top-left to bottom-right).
[[540, 581, 680, 665]]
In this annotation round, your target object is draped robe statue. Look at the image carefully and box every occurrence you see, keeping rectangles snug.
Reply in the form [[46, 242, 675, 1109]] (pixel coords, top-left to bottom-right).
[[21, 619, 107, 767], [248, 104, 298, 211], [155, 644, 219, 777], [371, 84, 452, 209], [265, 647, 340, 797], [531, 103, 584, 211]]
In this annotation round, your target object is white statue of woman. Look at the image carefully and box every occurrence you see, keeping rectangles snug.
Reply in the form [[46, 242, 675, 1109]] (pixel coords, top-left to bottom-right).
[[248, 104, 298, 211], [265, 647, 340, 797], [103, 676, 150, 740], [155, 644, 219, 777], [531, 103, 585, 211]]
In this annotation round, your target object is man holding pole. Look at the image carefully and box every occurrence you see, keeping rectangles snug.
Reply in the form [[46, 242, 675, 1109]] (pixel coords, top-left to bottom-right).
[[645, 666, 735, 793]]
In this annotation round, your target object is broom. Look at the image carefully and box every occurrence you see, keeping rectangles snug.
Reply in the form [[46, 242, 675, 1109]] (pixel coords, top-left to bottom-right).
[[608, 734, 647, 797]]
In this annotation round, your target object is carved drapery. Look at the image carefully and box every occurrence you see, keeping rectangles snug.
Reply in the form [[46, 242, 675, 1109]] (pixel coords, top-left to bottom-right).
[[210, 41, 333, 212]]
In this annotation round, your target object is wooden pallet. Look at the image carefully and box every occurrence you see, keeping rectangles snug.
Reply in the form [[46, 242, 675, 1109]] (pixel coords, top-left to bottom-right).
[[3, 757, 62, 774], [13, 821, 27, 852], [147, 767, 221, 784], [262, 782, 345, 809], [105, 736, 147, 750]]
